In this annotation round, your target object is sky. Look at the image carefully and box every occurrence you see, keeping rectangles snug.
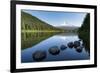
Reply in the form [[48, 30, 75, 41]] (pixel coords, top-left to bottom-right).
[[22, 10, 87, 27]]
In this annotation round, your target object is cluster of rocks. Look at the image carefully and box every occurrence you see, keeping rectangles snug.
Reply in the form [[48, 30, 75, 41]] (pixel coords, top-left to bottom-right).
[[67, 40, 84, 52], [32, 40, 84, 61]]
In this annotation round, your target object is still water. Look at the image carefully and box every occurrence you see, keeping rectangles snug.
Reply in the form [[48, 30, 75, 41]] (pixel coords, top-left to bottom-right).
[[21, 32, 90, 63]]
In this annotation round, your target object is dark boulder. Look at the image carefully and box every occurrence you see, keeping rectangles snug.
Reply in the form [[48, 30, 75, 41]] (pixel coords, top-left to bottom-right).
[[49, 46, 60, 55], [60, 45, 67, 50], [73, 41, 80, 48], [67, 42, 74, 48], [75, 46, 83, 53], [32, 50, 46, 61]]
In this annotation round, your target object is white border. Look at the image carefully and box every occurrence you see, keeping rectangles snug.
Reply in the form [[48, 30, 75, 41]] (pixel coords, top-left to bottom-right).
[[16, 4, 94, 69]]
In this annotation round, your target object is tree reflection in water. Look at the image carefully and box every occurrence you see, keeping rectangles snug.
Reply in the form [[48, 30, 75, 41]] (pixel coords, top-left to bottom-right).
[[21, 32, 59, 50]]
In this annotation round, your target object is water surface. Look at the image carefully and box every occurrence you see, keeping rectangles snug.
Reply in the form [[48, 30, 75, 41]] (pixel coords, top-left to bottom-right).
[[21, 32, 90, 63]]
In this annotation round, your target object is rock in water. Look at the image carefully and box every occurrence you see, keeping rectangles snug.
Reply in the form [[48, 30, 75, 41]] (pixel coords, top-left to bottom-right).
[[74, 41, 80, 48], [32, 51, 46, 61], [49, 46, 60, 55], [60, 45, 67, 50], [75, 46, 83, 53], [67, 42, 74, 48]]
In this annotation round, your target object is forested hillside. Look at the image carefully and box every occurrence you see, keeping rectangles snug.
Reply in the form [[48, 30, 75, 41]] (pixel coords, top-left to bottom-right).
[[21, 11, 61, 32], [79, 13, 90, 32], [78, 13, 90, 54]]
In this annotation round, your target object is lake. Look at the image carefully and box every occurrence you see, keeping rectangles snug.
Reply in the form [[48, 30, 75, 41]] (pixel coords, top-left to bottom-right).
[[21, 32, 90, 63]]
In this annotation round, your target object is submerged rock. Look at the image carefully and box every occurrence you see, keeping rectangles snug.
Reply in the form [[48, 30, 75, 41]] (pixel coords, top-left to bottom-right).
[[60, 45, 67, 50], [73, 41, 80, 48], [67, 42, 74, 48], [32, 50, 46, 61], [49, 46, 60, 55]]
